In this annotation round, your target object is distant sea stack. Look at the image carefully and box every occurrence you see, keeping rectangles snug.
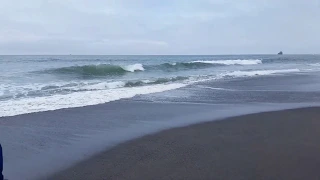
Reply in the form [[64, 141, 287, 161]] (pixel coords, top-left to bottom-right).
[[278, 51, 283, 55]]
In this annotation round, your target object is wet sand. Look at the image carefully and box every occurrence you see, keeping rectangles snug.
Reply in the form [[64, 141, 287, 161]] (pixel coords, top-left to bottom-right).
[[48, 107, 320, 180]]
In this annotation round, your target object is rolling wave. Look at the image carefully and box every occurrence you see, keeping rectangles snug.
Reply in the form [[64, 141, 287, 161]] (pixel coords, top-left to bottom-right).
[[45, 64, 144, 76], [40, 59, 263, 77]]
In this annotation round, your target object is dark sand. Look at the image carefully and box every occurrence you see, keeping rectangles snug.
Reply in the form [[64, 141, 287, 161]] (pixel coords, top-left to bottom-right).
[[49, 107, 320, 180]]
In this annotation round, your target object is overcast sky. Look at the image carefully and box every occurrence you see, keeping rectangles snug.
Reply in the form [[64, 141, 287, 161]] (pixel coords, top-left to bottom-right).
[[0, 0, 319, 55]]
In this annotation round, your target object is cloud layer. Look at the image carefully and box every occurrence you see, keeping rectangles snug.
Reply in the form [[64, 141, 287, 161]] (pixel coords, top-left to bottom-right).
[[0, 0, 319, 54]]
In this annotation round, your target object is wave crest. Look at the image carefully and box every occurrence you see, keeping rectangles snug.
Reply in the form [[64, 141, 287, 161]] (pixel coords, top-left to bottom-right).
[[39, 59, 263, 77], [46, 64, 144, 76], [122, 64, 145, 72]]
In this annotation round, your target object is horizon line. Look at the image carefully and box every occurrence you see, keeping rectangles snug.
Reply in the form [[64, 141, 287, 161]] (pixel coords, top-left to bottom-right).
[[0, 53, 319, 56]]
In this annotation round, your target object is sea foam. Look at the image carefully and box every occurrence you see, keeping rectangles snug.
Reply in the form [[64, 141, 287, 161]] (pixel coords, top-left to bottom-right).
[[224, 69, 300, 77], [0, 83, 186, 117]]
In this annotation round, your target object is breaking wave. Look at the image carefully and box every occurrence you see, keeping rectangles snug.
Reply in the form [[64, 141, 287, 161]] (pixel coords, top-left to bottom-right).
[[41, 59, 262, 77], [45, 64, 144, 76]]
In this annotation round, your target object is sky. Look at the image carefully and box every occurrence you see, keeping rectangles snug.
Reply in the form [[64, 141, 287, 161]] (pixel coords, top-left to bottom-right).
[[0, 0, 319, 55]]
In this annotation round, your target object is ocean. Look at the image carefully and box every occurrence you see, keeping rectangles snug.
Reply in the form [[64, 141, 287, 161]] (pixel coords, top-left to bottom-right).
[[1, 55, 320, 117], [1, 54, 320, 179]]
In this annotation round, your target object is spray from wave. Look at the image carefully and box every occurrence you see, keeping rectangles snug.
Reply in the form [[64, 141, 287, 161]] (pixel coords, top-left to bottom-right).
[[121, 64, 145, 72]]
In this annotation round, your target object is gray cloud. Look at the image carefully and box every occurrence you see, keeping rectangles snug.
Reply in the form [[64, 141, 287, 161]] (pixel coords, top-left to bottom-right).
[[0, 0, 319, 54]]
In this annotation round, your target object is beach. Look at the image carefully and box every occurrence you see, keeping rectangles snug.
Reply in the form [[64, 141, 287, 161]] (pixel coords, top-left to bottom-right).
[[1, 0, 320, 178], [49, 107, 320, 180]]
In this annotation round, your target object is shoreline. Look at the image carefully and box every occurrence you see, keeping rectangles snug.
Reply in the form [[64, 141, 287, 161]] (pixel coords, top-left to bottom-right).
[[48, 107, 320, 180], [3, 100, 314, 180]]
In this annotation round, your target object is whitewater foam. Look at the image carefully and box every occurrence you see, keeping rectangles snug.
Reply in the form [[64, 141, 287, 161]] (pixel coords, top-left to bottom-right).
[[142, 80, 152, 83], [0, 83, 186, 117], [192, 59, 262, 65], [198, 85, 234, 91], [121, 63, 145, 72], [0, 76, 193, 102], [224, 69, 300, 77], [77, 81, 126, 90]]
